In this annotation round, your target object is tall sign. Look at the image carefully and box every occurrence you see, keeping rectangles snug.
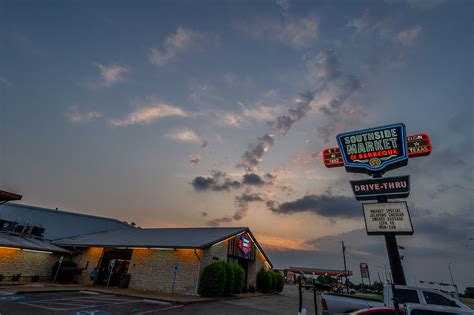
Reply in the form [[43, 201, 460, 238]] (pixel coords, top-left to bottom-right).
[[336, 123, 408, 174], [323, 123, 432, 286], [360, 263, 370, 279]]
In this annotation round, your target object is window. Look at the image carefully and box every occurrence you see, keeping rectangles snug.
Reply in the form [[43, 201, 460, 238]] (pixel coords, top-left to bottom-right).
[[395, 288, 420, 304], [422, 291, 458, 307]]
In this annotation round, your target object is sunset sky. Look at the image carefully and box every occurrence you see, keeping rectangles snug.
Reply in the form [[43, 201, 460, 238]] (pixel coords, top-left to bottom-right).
[[1, 0, 473, 289]]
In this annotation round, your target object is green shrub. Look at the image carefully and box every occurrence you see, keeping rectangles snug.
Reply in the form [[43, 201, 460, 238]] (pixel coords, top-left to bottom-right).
[[465, 287, 474, 298], [274, 272, 284, 292], [199, 262, 227, 297], [256, 268, 273, 293], [270, 272, 279, 291], [231, 264, 246, 294], [220, 262, 235, 296]]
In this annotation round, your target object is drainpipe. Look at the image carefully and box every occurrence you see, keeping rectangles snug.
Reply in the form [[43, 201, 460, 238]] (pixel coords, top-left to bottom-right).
[[194, 249, 201, 295]]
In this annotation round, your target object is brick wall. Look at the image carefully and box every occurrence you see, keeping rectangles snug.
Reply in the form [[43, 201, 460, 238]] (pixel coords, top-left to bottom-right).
[[128, 248, 201, 295], [0, 248, 61, 279], [71, 247, 104, 284]]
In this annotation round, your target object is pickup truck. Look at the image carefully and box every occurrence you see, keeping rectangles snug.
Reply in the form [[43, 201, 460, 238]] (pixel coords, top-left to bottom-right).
[[320, 284, 472, 314]]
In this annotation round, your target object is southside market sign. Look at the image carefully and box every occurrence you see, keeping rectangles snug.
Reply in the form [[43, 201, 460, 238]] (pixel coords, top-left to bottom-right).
[[323, 133, 432, 168], [336, 123, 408, 174]]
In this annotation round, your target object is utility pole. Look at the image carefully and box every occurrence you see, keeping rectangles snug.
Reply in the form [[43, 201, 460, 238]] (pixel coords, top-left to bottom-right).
[[341, 241, 349, 294]]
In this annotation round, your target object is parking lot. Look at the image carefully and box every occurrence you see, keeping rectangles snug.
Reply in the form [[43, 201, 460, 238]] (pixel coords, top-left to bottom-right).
[[0, 290, 183, 314]]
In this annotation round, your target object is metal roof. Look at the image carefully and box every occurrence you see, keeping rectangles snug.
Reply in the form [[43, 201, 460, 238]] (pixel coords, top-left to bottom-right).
[[53, 227, 248, 249], [0, 232, 70, 254], [0, 203, 134, 240]]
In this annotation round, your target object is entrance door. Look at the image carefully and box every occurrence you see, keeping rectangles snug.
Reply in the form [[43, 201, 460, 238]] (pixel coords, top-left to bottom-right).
[[96, 249, 132, 286], [238, 259, 249, 287]]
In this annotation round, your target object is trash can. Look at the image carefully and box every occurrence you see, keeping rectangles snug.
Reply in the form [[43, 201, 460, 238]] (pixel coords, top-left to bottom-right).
[[118, 273, 131, 288]]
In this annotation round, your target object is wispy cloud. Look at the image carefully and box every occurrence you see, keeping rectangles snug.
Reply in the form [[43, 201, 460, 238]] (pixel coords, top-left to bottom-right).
[[0, 77, 10, 86], [110, 104, 187, 127], [149, 27, 203, 68], [96, 64, 128, 86], [166, 128, 202, 143], [217, 113, 242, 128], [65, 106, 102, 123], [242, 105, 282, 122], [236, 15, 319, 49], [395, 26, 422, 44]]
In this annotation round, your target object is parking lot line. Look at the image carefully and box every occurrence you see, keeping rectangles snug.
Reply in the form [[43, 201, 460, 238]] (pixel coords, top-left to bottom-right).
[[137, 304, 184, 314], [20, 302, 68, 311], [31, 301, 95, 307], [23, 294, 117, 304], [55, 299, 146, 311]]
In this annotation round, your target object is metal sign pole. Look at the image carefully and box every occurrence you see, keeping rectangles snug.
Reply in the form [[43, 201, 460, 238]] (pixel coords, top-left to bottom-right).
[[53, 256, 64, 284], [374, 173, 407, 286]]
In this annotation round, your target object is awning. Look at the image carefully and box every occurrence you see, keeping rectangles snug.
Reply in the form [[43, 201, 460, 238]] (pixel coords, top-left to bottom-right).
[[0, 233, 70, 254]]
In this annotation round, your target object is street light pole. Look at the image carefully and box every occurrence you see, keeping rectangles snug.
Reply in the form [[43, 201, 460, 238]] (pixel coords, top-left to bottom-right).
[[341, 241, 349, 294]]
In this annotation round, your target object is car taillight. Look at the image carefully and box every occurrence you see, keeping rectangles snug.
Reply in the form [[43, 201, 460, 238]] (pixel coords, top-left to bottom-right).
[[321, 298, 328, 310]]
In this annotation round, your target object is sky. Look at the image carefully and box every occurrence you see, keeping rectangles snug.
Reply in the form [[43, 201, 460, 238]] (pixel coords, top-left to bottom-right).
[[1, 0, 473, 290]]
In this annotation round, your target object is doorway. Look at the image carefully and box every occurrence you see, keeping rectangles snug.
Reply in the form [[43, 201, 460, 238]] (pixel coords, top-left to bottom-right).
[[96, 248, 132, 286]]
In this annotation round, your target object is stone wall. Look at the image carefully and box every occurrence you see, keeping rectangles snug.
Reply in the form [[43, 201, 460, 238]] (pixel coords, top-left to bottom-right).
[[71, 247, 104, 284], [128, 248, 201, 295], [199, 240, 228, 274], [0, 247, 61, 279]]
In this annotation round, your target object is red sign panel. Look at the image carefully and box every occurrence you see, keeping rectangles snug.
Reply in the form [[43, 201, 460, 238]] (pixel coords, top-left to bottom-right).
[[323, 134, 431, 168]]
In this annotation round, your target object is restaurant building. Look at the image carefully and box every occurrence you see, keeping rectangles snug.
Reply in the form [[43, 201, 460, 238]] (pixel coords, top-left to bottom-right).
[[0, 203, 272, 295]]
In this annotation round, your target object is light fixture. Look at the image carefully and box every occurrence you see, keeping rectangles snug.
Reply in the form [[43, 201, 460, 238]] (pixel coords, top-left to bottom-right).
[[23, 249, 53, 254], [0, 246, 21, 251]]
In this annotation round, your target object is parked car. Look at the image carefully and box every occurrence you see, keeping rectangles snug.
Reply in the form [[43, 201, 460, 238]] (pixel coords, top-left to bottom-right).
[[320, 284, 472, 314], [350, 306, 404, 315]]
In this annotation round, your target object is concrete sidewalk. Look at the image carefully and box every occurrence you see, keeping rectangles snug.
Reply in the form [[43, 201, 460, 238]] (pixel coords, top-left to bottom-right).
[[0, 283, 211, 304]]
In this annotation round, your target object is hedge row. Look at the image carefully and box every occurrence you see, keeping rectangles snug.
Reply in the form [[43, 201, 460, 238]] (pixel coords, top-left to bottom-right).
[[256, 268, 284, 293], [199, 262, 246, 297]]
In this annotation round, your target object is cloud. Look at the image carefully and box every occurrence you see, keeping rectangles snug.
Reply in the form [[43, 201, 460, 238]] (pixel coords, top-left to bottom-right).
[[217, 113, 242, 128], [190, 155, 200, 165], [149, 27, 203, 68], [166, 128, 202, 143], [201, 139, 208, 148], [242, 173, 265, 186], [207, 216, 233, 227], [347, 9, 385, 33], [236, 16, 319, 49], [242, 105, 282, 122], [276, 0, 291, 16], [65, 106, 102, 123], [240, 134, 275, 172], [191, 171, 241, 192], [271, 91, 314, 135], [109, 104, 187, 127], [232, 192, 265, 221], [385, 0, 446, 10], [0, 77, 10, 86], [395, 26, 422, 44], [267, 192, 359, 219], [96, 64, 128, 86], [208, 191, 265, 225]]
